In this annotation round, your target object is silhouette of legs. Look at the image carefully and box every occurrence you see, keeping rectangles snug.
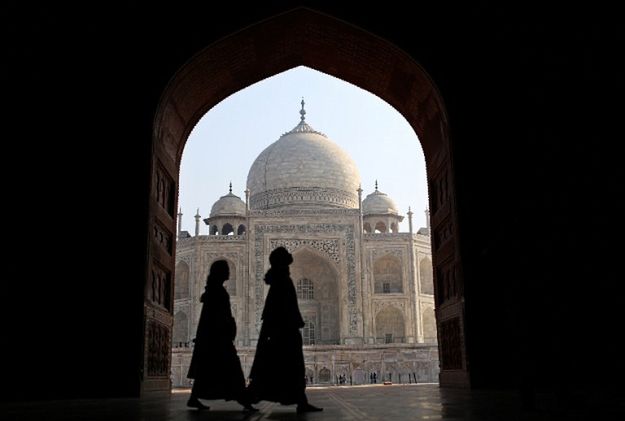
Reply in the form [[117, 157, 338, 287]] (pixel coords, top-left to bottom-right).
[[186, 395, 210, 410], [237, 388, 259, 412], [296, 393, 323, 413]]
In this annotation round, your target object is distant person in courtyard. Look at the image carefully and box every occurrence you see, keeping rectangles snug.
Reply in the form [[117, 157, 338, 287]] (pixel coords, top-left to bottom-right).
[[247, 247, 323, 413], [186, 260, 257, 412]]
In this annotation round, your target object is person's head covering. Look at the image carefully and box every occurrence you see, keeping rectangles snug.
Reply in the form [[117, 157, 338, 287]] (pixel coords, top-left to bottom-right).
[[207, 260, 229, 284], [269, 246, 293, 267], [200, 260, 230, 302], [264, 247, 293, 285]]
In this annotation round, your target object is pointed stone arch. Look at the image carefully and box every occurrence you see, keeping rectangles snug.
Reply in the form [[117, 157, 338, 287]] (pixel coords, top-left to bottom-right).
[[221, 223, 234, 235], [173, 311, 188, 344], [374, 221, 387, 233], [373, 253, 403, 293], [422, 306, 437, 342], [375, 305, 405, 343], [148, 7, 466, 392], [290, 247, 340, 344], [419, 257, 434, 295], [174, 261, 189, 299]]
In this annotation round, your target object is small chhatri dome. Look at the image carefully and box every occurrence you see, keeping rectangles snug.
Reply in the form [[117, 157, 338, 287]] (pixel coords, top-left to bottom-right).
[[209, 183, 246, 217], [362, 182, 399, 215], [246, 100, 361, 210]]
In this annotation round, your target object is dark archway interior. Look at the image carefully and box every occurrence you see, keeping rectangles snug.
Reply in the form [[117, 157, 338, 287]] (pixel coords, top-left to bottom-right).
[[5, 2, 624, 416]]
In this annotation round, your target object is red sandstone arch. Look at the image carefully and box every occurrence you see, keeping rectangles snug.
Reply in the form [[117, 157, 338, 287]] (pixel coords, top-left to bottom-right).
[[146, 8, 466, 393]]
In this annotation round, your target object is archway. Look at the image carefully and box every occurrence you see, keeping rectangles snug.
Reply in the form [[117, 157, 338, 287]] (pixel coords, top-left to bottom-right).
[[291, 248, 340, 345], [373, 254, 403, 293], [375, 306, 406, 343], [148, 7, 465, 393]]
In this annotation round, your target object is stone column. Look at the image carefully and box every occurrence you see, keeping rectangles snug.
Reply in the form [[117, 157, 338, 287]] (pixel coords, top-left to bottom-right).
[[357, 185, 369, 343], [177, 208, 183, 240], [194, 209, 201, 237]]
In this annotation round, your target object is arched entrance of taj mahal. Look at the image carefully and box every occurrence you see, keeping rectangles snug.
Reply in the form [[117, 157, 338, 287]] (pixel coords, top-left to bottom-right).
[[145, 8, 465, 394]]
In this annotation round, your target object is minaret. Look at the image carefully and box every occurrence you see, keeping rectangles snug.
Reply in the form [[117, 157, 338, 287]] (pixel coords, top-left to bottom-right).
[[407, 205, 418, 343], [244, 188, 250, 212], [194, 208, 201, 237], [177, 208, 183, 240], [357, 184, 363, 211], [425, 208, 430, 231]]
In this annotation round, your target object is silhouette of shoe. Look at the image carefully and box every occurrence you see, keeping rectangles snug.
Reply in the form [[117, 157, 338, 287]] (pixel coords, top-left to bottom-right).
[[242, 404, 259, 412], [296, 403, 323, 413], [187, 397, 210, 410]]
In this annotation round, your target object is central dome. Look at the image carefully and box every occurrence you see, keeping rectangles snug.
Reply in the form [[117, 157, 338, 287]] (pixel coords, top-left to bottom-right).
[[247, 102, 360, 210]]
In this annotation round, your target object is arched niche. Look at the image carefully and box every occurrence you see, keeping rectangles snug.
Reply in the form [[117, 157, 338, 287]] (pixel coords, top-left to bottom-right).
[[291, 248, 339, 344], [375, 306, 405, 343]]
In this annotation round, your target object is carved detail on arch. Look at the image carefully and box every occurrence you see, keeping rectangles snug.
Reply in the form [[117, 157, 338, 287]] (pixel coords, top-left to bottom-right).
[[440, 317, 463, 370], [430, 167, 450, 215], [432, 216, 454, 252], [146, 319, 171, 377], [435, 260, 460, 306], [153, 222, 173, 255], [149, 262, 171, 311], [270, 238, 340, 265], [154, 164, 175, 217]]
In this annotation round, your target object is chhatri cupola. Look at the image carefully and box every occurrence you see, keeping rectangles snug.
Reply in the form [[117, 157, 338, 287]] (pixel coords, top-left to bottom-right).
[[362, 181, 404, 233], [204, 182, 247, 235]]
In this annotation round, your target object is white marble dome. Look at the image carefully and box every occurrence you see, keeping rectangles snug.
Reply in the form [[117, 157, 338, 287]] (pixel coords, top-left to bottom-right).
[[247, 104, 360, 210], [362, 186, 399, 215], [209, 188, 246, 217]]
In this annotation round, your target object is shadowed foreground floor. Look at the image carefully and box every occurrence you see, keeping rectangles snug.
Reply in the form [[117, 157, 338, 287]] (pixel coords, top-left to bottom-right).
[[2, 384, 623, 420]]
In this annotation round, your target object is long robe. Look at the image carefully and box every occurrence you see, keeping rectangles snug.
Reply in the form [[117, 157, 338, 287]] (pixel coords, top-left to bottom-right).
[[248, 269, 306, 405], [187, 283, 245, 400]]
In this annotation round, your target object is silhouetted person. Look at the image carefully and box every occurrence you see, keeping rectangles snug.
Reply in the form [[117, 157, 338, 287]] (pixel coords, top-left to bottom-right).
[[186, 260, 257, 412], [247, 247, 323, 413]]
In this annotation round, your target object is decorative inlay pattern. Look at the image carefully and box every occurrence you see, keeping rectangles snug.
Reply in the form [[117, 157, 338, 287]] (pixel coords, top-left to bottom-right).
[[433, 217, 453, 250], [364, 233, 419, 241], [153, 222, 173, 255], [249, 208, 360, 217], [431, 168, 449, 214], [149, 263, 171, 311], [147, 320, 170, 376], [145, 305, 173, 327], [154, 165, 175, 216], [436, 261, 458, 305], [198, 235, 246, 242], [270, 239, 340, 264], [250, 187, 358, 210], [440, 317, 462, 370], [372, 300, 407, 314], [371, 248, 404, 259]]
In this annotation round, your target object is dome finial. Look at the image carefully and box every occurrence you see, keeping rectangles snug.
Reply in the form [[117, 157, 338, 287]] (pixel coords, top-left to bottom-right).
[[300, 97, 306, 121], [229, 181, 232, 194], [375, 180, 378, 191]]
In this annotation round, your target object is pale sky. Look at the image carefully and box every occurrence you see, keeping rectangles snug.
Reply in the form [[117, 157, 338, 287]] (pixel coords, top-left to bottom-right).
[[179, 66, 429, 234]]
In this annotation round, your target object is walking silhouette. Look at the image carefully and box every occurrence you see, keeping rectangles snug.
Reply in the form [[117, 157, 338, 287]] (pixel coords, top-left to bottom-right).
[[247, 247, 323, 413], [186, 260, 257, 412]]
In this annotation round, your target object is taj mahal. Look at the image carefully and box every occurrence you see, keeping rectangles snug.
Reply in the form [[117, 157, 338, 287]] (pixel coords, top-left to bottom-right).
[[171, 102, 439, 387]]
